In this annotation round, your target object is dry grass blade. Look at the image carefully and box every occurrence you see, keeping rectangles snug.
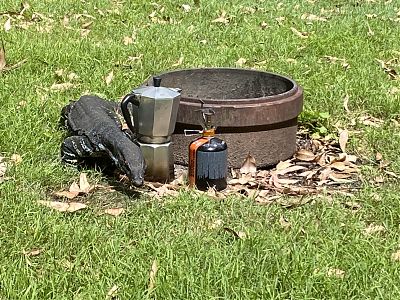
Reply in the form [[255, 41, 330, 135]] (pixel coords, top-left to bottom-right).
[[0, 41, 6, 71], [224, 227, 247, 239], [148, 260, 158, 293], [343, 94, 350, 113], [2, 58, 27, 72], [0, 158, 7, 178]]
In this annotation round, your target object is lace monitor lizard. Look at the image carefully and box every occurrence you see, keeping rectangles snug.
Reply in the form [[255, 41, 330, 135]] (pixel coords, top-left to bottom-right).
[[60, 95, 146, 187]]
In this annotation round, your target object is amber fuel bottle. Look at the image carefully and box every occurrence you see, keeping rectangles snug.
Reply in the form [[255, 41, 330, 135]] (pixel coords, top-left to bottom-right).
[[188, 109, 227, 191]]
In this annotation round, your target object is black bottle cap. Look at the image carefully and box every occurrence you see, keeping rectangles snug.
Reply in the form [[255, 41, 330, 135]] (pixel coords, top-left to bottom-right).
[[153, 77, 162, 87]]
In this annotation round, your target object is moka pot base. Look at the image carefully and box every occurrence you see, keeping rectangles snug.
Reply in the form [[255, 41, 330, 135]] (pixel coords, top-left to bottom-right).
[[138, 141, 174, 183]]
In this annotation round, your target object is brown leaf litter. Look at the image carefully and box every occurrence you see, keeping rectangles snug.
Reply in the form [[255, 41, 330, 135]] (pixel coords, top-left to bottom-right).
[[135, 128, 377, 205], [53, 173, 94, 199]]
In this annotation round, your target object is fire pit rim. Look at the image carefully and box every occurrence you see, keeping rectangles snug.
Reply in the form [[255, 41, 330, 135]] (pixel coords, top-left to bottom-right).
[[147, 67, 300, 104]]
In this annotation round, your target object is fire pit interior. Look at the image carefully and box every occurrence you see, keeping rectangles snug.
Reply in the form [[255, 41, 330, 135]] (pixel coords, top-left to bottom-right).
[[144, 68, 303, 168]]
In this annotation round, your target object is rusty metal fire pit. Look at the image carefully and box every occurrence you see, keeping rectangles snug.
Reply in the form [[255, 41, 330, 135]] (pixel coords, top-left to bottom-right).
[[144, 68, 303, 168]]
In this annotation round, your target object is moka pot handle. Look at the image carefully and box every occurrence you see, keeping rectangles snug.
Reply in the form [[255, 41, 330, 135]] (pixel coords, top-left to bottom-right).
[[120, 93, 139, 133]]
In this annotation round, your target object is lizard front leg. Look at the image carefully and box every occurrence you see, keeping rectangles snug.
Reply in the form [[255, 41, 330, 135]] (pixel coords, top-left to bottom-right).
[[60, 135, 99, 165]]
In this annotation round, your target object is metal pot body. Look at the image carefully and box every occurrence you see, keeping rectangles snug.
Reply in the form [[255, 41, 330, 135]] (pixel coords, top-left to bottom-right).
[[131, 89, 181, 143]]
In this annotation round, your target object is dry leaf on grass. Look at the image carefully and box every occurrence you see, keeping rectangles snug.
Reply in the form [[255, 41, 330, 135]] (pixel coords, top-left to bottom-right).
[[23, 248, 42, 257], [358, 115, 384, 127], [383, 170, 400, 179], [339, 130, 349, 153], [148, 260, 158, 293], [235, 57, 247, 67], [106, 285, 119, 298], [279, 215, 291, 230], [50, 82, 75, 91], [123, 35, 134, 45], [256, 194, 281, 205], [343, 201, 361, 211], [54, 173, 94, 199], [327, 268, 345, 278], [10, 153, 22, 164], [181, 4, 191, 12], [4, 18, 11, 32], [374, 176, 384, 183], [146, 182, 179, 198], [104, 208, 124, 216], [301, 13, 327, 22], [277, 178, 299, 185], [212, 10, 230, 24], [172, 55, 184, 67], [322, 55, 350, 69], [391, 250, 400, 261], [375, 58, 398, 80], [260, 21, 269, 29], [209, 219, 223, 229], [375, 152, 383, 161], [363, 224, 385, 235], [79, 173, 91, 193], [224, 227, 247, 239], [240, 154, 257, 174], [269, 172, 282, 188], [275, 16, 285, 25], [290, 27, 309, 38], [329, 173, 353, 183], [105, 70, 114, 85], [37, 200, 87, 212]]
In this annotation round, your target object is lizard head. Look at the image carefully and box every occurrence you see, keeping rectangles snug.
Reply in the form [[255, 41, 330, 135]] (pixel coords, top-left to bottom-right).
[[114, 142, 146, 187]]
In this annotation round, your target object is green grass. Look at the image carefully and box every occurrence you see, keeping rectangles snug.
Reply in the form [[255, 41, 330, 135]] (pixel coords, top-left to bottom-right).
[[1, 0, 400, 298]]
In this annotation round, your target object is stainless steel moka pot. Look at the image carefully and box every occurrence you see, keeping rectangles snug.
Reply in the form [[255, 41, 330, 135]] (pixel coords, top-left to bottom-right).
[[121, 77, 181, 182]]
